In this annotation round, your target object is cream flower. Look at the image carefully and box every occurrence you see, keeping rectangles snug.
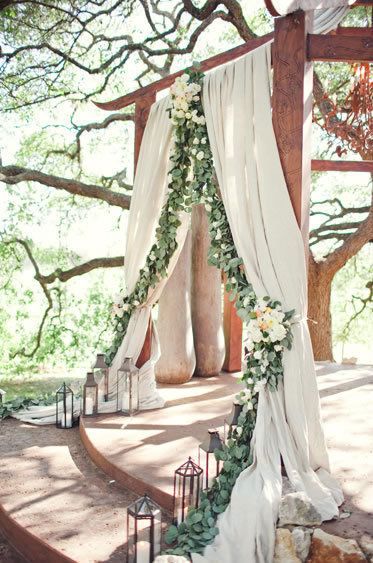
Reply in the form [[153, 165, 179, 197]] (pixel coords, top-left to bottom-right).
[[196, 151, 205, 160]]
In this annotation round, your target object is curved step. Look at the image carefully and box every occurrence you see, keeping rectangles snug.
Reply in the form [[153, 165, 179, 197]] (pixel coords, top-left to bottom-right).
[[79, 374, 242, 512], [0, 442, 129, 562]]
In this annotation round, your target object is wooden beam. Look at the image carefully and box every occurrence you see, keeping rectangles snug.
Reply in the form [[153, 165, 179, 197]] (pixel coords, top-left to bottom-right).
[[134, 94, 156, 370], [272, 10, 314, 240], [335, 27, 373, 36], [94, 33, 273, 111], [312, 159, 373, 173], [308, 33, 373, 62]]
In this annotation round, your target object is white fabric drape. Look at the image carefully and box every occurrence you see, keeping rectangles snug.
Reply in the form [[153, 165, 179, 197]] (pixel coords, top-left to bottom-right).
[[105, 95, 190, 412], [195, 42, 343, 563]]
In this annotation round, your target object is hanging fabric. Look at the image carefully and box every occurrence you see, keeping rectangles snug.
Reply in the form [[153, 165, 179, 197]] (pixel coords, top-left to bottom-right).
[[194, 41, 343, 563]]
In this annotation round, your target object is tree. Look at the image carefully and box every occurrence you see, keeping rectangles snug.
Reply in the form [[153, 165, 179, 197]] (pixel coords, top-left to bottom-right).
[[0, 1, 371, 369]]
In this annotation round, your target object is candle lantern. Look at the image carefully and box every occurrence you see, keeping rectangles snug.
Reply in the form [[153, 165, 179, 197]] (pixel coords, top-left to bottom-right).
[[93, 353, 109, 402], [83, 372, 98, 416], [117, 357, 139, 416], [126, 493, 162, 563], [55, 382, 74, 429], [224, 401, 243, 441], [198, 428, 224, 489], [173, 457, 203, 525]]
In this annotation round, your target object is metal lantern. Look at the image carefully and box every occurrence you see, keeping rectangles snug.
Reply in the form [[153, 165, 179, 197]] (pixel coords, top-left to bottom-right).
[[127, 493, 162, 563], [224, 401, 243, 441], [198, 428, 224, 489], [173, 457, 203, 525], [56, 382, 74, 429], [118, 357, 139, 416], [83, 372, 98, 416], [93, 353, 109, 402]]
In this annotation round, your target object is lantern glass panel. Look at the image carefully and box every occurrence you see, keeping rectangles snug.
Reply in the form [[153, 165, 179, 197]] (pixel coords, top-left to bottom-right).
[[118, 358, 139, 416], [198, 429, 223, 489], [126, 495, 161, 563], [55, 382, 74, 429], [83, 372, 98, 416], [173, 457, 203, 525], [93, 354, 109, 402]]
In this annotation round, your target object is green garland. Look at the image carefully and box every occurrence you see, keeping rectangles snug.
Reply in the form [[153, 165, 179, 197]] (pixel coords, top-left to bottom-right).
[[109, 68, 295, 557]]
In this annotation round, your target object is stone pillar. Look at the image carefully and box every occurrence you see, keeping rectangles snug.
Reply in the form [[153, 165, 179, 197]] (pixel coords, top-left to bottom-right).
[[191, 204, 225, 377], [155, 231, 196, 384]]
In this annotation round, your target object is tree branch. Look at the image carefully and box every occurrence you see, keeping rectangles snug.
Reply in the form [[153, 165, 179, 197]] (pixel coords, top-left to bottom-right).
[[0, 165, 131, 209], [39, 256, 124, 284]]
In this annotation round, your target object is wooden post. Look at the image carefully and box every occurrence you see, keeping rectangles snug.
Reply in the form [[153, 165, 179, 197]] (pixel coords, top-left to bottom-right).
[[134, 94, 156, 369], [223, 287, 243, 373], [272, 10, 313, 238]]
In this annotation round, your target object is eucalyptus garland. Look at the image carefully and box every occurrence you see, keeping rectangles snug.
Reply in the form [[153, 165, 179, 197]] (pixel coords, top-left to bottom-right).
[[109, 67, 295, 558]]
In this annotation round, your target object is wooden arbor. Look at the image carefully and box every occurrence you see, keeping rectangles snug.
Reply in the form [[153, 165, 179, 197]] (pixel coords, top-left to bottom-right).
[[95, 4, 373, 372]]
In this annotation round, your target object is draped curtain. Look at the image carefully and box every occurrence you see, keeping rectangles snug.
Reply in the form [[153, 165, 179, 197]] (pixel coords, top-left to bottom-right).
[[194, 41, 343, 563]]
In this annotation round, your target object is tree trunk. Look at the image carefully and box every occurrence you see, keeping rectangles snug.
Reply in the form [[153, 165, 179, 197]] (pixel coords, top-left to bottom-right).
[[307, 257, 334, 361], [155, 231, 196, 384], [191, 204, 225, 377]]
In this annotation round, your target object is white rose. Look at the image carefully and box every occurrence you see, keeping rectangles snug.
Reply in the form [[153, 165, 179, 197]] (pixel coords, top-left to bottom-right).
[[236, 426, 243, 437], [201, 137, 207, 144], [193, 95, 199, 101], [205, 203, 212, 212], [274, 345, 282, 352], [180, 73, 190, 82], [196, 151, 204, 160], [191, 148, 197, 155], [185, 112, 191, 119], [133, 300, 140, 307], [193, 138, 200, 145], [246, 401, 254, 410], [149, 252, 156, 261], [177, 109, 185, 118], [215, 229, 222, 241], [253, 350, 261, 360]]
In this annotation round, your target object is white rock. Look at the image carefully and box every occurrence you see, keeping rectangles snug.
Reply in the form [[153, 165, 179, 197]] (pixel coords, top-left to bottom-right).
[[359, 534, 373, 557], [274, 528, 301, 562], [278, 492, 322, 526], [292, 527, 312, 562], [282, 476, 296, 496]]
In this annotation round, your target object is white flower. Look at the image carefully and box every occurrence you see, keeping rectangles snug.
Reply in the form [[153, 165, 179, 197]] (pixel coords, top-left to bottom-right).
[[133, 300, 140, 307], [149, 252, 156, 261], [274, 344, 282, 352], [246, 377, 253, 384], [193, 138, 200, 145], [185, 112, 191, 119], [177, 109, 185, 118], [246, 401, 254, 410], [215, 229, 222, 241], [205, 203, 212, 212], [201, 137, 207, 144], [167, 173, 173, 184], [193, 95, 199, 101], [253, 350, 262, 360], [191, 148, 197, 155], [180, 73, 190, 82], [230, 277, 236, 284], [196, 151, 204, 161], [122, 303, 130, 312], [236, 426, 243, 437]]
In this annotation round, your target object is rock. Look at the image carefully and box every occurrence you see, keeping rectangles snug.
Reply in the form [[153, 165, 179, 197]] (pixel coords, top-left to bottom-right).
[[292, 527, 312, 562], [278, 492, 323, 527], [359, 535, 373, 557], [308, 529, 367, 562], [282, 476, 296, 496], [274, 528, 301, 562]]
